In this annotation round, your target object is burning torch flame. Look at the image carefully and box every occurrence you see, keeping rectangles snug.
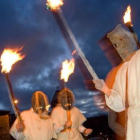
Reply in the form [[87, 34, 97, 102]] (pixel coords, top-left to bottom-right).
[[72, 50, 77, 56], [46, 0, 63, 10], [14, 100, 18, 104], [60, 58, 75, 82], [123, 5, 133, 26], [0, 48, 25, 73]]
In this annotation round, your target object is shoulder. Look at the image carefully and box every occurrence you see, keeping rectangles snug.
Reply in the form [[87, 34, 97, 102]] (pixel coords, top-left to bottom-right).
[[130, 50, 140, 63], [71, 107, 81, 113], [20, 109, 32, 117], [116, 62, 128, 76], [52, 105, 61, 111], [72, 106, 78, 110], [51, 105, 62, 114]]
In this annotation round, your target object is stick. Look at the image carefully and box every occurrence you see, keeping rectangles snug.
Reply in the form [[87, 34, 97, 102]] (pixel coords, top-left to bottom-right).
[[125, 23, 140, 49], [4, 73, 21, 121], [56, 9, 98, 80]]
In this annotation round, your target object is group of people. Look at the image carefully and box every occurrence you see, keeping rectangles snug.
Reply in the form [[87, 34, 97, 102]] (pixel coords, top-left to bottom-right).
[[10, 89, 92, 140], [10, 23, 140, 140]]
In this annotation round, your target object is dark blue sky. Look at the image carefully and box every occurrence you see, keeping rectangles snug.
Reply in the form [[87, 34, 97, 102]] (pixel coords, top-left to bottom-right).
[[0, 0, 140, 117]]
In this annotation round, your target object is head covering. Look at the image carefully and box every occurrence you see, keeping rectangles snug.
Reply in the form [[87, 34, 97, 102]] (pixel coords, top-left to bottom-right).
[[31, 91, 50, 119], [107, 24, 137, 62], [57, 88, 75, 110], [98, 24, 138, 66]]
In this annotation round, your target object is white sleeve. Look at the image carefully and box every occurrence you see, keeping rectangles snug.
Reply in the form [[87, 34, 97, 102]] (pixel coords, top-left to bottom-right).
[[10, 119, 25, 140], [53, 124, 64, 134], [105, 63, 128, 112], [14, 131, 25, 140], [78, 125, 86, 133], [105, 90, 125, 112]]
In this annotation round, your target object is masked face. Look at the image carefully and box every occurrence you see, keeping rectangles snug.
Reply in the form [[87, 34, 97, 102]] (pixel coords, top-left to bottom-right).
[[31, 91, 50, 119], [107, 24, 137, 62], [57, 88, 75, 110]]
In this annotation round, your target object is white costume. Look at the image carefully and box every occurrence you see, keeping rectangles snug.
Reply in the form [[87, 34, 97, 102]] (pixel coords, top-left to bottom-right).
[[108, 109, 125, 140], [51, 104, 86, 140], [105, 49, 140, 140], [10, 108, 56, 140]]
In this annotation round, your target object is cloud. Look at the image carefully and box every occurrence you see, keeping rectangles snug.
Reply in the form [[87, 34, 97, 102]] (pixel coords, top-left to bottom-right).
[[0, 0, 140, 117]]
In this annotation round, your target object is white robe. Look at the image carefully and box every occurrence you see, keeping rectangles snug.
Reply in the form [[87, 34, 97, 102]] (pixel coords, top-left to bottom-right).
[[51, 104, 86, 140], [10, 108, 56, 140], [105, 50, 140, 140]]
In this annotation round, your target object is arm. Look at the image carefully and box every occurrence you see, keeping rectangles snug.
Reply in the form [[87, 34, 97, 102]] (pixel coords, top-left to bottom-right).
[[77, 108, 92, 136], [93, 79, 125, 112], [10, 119, 25, 140]]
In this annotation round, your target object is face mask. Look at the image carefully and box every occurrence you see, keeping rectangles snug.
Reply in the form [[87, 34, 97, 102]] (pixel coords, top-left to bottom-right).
[[31, 91, 50, 119], [58, 88, 75, 110]]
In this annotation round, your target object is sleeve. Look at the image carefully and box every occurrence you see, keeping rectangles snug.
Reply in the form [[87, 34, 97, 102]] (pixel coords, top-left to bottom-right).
[[105, 64, 127, 112], [78, 125, 86, 133], [51, 108, 64, 134], [105, 90, 125, 112], [10, 119, 25, 140], [108, 109, 125, 137], [52, 130, 58, 139], [77, 108, 87, 133]]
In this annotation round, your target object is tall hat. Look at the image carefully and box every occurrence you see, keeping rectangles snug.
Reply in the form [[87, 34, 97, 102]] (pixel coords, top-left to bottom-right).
[[57, 88, 75, 111], [31, 91, 50, 119], [98, 24, 138, 66]]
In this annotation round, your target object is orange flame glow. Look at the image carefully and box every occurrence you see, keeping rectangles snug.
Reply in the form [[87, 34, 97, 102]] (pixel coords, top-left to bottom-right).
[[47, 0, 63, 10], [14, 100, 18, 104], [0, 48, 25, 73], [72, 50, 77, 56], [123, 6, 133, 26], [60, 58, 75, 82]]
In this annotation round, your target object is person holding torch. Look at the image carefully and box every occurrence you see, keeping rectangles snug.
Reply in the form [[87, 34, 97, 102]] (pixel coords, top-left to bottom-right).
[[10, 91, 57, 140], [51, 58, 92, 140], [0, 48, 57, 140], [94, 23, 140, 140]]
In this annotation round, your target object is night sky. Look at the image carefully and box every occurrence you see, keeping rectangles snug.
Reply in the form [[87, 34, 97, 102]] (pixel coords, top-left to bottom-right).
[[0, 0, 140, 118]]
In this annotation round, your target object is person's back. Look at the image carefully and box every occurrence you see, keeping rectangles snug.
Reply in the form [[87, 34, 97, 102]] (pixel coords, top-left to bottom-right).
[[51, 88, 92, 140], [10, 91, 57, 140]]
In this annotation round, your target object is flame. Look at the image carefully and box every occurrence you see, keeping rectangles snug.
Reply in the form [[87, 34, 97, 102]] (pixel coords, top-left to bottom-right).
[[72, 50, 77, 56], [14, 100, 18, 104], [0, 48, 25, 73], [123, 5, 133, 26], [46, 105, 50, 111], [60, 58, 75, 82], [47, 0, 63, 10]]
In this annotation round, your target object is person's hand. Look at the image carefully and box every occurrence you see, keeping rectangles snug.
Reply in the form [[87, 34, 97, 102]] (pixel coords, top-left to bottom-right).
[[83, 128, 93, 136], [93, 79, 104, 91], [93, 79, 111, 97], [64, 120, 72, 129], [16, 121, 25, 132]]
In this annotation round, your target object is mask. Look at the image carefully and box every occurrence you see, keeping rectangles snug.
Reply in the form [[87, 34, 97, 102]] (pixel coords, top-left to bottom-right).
[[57, 88, 75, 110], [107, 24, 137, 62], [31, 91, 50, 119]]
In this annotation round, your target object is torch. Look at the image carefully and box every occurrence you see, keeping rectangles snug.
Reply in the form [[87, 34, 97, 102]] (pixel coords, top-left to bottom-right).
[[60, 58, 75, 129], [46, 0, 99, 80], [123, 5, 140, 48], [0, 48, 25, 121]]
